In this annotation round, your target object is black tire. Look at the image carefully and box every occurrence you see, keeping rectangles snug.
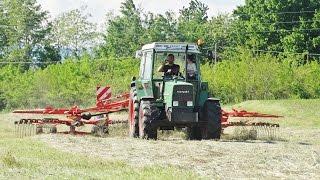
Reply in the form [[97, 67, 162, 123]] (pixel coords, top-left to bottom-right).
[[36, 126, 43, 134], [91, 125, 108, 137], [128, 87, 139, 138], [187, 125, 202, 140], [49, 126, 57, 134], [202, 99, 222, 139], [91, 125, 98, 135], [138, 100, 159, 140]]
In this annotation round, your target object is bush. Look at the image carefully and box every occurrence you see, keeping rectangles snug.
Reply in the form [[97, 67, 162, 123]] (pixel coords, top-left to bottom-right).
[[0, 57, 139, 110], [201, 51, 320, 103]]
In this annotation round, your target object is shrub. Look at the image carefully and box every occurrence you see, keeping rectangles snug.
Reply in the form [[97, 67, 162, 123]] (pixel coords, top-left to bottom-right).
[[201, 51, 320, 103], [0, 57, 139, 109]]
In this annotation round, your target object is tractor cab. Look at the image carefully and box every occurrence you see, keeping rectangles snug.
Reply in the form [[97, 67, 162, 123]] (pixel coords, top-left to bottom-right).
[[135, 42, 202, 101]]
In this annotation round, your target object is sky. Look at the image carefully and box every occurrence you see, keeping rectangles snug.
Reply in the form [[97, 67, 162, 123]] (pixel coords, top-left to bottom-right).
[[37, 0, 245, 24]]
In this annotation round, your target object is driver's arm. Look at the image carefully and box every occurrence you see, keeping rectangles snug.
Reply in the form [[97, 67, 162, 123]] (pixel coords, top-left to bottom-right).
[[157, 61, 166, 72]]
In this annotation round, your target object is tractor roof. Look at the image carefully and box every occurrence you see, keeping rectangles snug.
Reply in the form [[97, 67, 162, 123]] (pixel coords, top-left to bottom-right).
[[141, 42, 200, 53]]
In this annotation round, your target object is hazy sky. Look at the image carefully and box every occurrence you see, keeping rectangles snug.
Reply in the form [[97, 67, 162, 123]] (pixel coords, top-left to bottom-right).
[[38, 0, 245, 24]]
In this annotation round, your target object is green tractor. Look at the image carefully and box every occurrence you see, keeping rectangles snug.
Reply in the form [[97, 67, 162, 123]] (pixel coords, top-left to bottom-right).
[[128, 42, 221, 140]]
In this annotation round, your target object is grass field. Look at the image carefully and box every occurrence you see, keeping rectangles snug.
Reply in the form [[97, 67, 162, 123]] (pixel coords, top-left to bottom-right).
[[1, 99, 320, 179]]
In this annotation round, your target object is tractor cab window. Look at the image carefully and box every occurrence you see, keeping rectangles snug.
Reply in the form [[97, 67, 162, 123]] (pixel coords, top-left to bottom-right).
[[154, 52, 186, 79], [140, 51, 153, 80]]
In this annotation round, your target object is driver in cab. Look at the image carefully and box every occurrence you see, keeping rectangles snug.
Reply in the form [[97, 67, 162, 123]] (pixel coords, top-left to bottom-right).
[[157, 54, 180, 76]]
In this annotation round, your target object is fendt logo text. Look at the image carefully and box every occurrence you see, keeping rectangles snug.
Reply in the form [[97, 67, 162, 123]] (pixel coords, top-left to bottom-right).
[[177, 91, 189, 94]]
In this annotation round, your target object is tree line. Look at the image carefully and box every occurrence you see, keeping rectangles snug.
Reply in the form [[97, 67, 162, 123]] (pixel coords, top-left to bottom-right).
[[1, 0, 319, 68]]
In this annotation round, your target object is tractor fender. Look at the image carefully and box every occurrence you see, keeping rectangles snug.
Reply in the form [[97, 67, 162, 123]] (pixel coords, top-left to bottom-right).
[[207, 98, 220, 102], [199, 98, 220, 121]]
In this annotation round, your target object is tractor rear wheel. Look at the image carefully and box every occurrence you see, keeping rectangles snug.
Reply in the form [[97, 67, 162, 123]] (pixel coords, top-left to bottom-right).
[[202, 99, 222, 139], [128, 87, 139, 138], [138, 100, 158, 140]]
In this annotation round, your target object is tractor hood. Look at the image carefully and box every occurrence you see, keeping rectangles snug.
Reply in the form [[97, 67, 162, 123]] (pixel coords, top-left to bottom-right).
[[163, 81, 194, 108], [163, 80, 197, 123]]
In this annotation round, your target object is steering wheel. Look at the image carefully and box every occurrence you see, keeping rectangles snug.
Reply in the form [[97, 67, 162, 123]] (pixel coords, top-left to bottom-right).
[[173, 72, 185, 80], [178, 72, 185, 79], [162, 72, 185, 80]]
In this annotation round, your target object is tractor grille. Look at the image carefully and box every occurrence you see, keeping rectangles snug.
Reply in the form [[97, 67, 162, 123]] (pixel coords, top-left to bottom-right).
[[173, 85, 193, 106]]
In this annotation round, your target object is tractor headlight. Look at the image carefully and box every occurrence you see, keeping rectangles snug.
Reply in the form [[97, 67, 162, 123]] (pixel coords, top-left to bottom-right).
[[187, 101, 193, 107], [173, 101, 179, 106]]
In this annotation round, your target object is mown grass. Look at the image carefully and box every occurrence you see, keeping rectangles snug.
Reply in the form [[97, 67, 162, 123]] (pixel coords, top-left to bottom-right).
[[0, 114, 198, 179], [1, 99, 319, 179], [232, 99, 320, 128]]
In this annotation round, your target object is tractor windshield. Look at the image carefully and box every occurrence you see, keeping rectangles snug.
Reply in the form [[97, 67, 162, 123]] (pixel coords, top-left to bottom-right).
[[154, 52, 198, 80]]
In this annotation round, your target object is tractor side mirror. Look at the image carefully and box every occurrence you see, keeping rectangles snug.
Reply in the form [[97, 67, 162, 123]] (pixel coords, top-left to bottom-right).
[[135, 50, 142, 59], [130, 76, 136, 88]]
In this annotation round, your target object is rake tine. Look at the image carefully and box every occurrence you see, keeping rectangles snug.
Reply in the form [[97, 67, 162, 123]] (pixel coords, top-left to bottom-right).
[[29, 121, 32, 137], [264, 125, 268, 139], [256, 126, 260, 139], [21, 122, 24, 138], [33, 124, 36, 136], [21, 121, 25, 138], [262, 125, 266, 139], [259, 125, 263, 139], [17, 121, 20, 138], [26, 120, 30, 137], [20, 123, 24, 138], [272, 125, 276, 140], [259, 126, 262, 139], [21, 121, 24, 138], [24, 120, 27, 137], [14, 121, 17, 137], [274, 125, 279, 140]]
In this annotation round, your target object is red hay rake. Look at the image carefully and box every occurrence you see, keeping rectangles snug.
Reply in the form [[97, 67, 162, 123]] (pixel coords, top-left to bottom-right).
[[13, 86, 282, 138], [14, 86, 129, 137]]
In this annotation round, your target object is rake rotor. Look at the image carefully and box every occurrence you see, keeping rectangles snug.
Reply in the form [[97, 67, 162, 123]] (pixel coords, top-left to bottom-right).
[[13, 87, 129, 137], [221, 109, 283, 140]]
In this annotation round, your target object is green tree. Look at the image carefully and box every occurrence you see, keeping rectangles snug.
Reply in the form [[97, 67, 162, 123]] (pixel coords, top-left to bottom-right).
[[51, 6, 100, 59], [0, 0, 52, 68], [177, 0, 209, 43], [143, 11, 179, 42], [232, 0, 320, 58], [102, 0, 144, 57]]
